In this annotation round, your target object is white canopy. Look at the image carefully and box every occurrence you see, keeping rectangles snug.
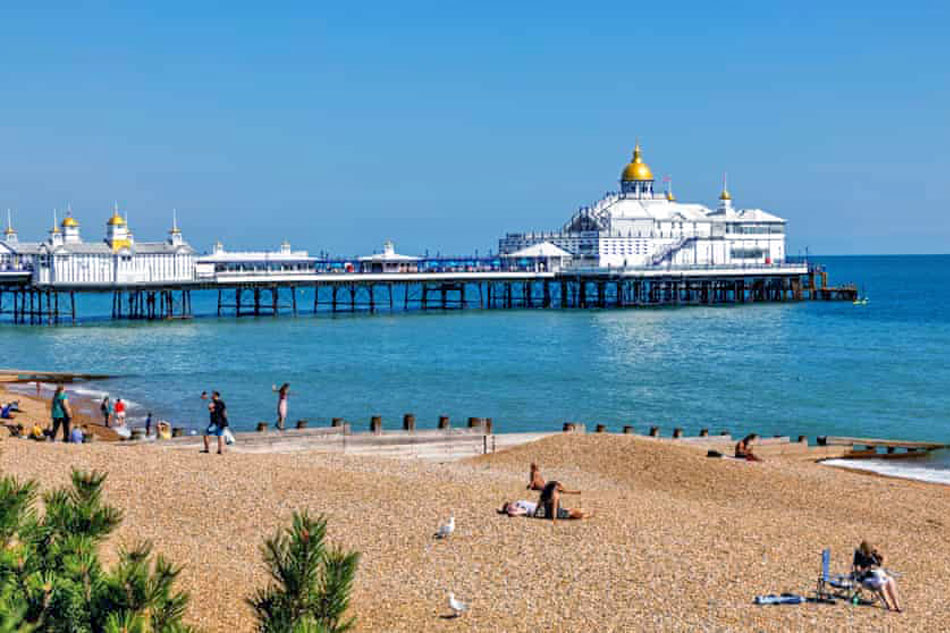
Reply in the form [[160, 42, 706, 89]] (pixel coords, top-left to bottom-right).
[[505, 242, 572, 259]]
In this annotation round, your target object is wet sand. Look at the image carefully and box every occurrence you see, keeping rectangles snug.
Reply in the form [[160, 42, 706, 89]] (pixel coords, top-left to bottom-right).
[[1, 387, 948, 631]]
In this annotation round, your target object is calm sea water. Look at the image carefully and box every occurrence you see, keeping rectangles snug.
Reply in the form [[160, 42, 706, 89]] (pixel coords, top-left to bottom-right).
[[3, 255, 948, 479]]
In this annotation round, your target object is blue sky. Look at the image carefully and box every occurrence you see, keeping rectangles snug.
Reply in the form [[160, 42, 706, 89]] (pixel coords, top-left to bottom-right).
[[0, 1, 948, 255]]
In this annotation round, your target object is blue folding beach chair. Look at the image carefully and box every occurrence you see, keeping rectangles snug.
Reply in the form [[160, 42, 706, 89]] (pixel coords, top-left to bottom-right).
[[816, 549, 858, 602]]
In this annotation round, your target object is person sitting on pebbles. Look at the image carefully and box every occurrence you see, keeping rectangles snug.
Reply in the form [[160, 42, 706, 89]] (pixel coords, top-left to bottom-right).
[[735, 433, 763, 462], [535, 480, 593, 522], [526, 462, 546, 491]]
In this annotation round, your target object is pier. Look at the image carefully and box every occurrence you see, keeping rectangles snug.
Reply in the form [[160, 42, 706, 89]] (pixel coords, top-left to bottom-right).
[[0, 260, 857, 325]]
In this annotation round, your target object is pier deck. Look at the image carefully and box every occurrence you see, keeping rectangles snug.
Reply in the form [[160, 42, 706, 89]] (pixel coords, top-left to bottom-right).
[[0, 262, 858, 325]]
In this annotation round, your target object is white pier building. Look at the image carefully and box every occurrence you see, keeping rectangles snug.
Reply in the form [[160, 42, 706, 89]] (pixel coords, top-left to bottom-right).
[[498, 143, 787, 269], [195, 240, 316, 279], [0, 206, 196, 286]]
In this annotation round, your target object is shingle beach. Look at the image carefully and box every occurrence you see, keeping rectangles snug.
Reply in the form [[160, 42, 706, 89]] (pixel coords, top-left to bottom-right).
[[2, 390, 948, 632]]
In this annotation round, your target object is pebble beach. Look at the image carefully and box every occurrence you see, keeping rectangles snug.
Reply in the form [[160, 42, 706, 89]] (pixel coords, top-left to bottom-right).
[[2, 387, 949, 632]]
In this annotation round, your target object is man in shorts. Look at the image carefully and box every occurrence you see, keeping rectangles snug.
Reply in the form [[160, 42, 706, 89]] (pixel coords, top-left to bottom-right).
[[202, 391, 229, 455]]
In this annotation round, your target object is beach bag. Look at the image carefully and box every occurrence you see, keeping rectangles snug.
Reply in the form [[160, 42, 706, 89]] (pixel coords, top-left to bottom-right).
[[223, 428, 236, 445]]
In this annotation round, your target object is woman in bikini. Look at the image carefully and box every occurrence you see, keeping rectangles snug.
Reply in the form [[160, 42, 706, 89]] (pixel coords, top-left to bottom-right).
[[273, 383, 290, 430], [854, 541, 902, 612]]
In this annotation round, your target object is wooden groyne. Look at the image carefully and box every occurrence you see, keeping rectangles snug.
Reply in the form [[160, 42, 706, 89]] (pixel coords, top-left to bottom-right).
[[0, 369, 112, 383]]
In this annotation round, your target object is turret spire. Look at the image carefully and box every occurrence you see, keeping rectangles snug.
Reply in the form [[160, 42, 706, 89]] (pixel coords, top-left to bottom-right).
[[719, 172, 732, 201], [4, 209, 16, 242]]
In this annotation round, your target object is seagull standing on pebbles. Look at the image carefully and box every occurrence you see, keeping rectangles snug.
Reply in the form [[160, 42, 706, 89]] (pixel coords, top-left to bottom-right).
[[435, 513, 455, 539], [448, 592, 468, 617]]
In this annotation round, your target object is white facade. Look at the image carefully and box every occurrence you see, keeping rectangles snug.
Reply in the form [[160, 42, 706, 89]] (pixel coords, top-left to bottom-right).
[[196, 240, 316, 279], [499, 145, 788, 269], [358, 240, 420, 273], [0, 208, 196, 286]]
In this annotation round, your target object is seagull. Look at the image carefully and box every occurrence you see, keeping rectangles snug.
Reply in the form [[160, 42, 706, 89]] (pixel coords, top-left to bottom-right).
[[448, 592, 468, 617], [434, 514, 455, 539]]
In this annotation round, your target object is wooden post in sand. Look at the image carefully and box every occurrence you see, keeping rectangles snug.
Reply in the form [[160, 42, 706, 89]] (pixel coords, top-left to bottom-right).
[[563, 422, 574, 432], [699, 428, 709, 437], [648, 426, 659, 437], [256, 422, 268, 432], [672, 428, 683, 439], [438, 415, 451, 430], [296, 419, 308, 429], [623, 425, 634, 434], [467, 416, 481, 430], [484, 418, 493, 434], [797, 435, 807, 443], [171, 427, 184, 438], [595, 424, 607, 433], [331, 417, 345, 427], [370, 415, 382, 434], [403, 413, 415, 432]]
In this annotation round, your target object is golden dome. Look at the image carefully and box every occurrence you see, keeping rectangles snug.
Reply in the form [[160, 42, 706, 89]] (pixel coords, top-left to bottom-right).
[[107, 212, 126, 226], [61, 215, 79, 228], [621, 144, 654, 182], [666, 190, 676, 201], [719, 188, 732, 201]]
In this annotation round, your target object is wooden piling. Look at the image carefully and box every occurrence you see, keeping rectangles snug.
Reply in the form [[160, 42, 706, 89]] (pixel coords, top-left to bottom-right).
[[595, 424, 607, 433], [648, 426, 659, 437], [672, 428, 683, 439], [331, 417, 345, 427], [623, 425, 634, 434], [403, 413, 416, 431], [370, 415, 382, 434], [699, 428, 709, 437], [256, 422, 268, 432], [296, 419, 308, 429], [438, 415, 451, 430], [484, 417, 493, 434]]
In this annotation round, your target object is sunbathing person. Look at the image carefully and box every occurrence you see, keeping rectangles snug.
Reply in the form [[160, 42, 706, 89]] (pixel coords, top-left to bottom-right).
[[526, 462, 546, 491], [854, 541, 902, 612], [535, 480, 593, 522], [735, 433, 763, 461], [498, 500, 538, 516]]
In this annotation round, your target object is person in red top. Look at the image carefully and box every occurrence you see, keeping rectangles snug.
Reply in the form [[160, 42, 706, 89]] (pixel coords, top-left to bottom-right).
[[114, 398, 127, 425]]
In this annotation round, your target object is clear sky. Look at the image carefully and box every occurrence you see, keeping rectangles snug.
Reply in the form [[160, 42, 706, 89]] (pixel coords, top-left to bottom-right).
[[1, 2, 948, 256]]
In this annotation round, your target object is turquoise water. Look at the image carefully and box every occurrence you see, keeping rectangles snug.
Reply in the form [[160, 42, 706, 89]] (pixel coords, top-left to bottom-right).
[[2, 255, 949, 475]]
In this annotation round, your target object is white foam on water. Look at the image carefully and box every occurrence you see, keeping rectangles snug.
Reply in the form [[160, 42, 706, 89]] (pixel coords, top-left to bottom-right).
[[823, 458, 950, 486]]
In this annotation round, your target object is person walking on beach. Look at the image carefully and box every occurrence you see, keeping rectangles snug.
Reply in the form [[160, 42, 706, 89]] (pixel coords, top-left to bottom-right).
[[100, 396, 113, 428], [273, 383, 290, 430], [202, 391, 228, 455], [145, 412, 152, 436], [49, 385, 72, 442]]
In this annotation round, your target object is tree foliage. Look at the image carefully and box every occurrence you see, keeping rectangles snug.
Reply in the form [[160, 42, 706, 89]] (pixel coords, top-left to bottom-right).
[[0, 470, 194, 632], [249, 511, 360, 633]]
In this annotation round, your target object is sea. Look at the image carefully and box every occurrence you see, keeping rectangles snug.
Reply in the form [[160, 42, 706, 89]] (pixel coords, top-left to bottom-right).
[[2, 254, 948, 484]]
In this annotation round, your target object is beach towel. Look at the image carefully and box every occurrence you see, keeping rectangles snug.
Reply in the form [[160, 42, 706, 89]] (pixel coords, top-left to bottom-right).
[[754, 593, 805, 605]]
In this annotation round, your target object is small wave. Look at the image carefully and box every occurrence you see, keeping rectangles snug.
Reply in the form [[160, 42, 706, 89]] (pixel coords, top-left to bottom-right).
[[824, 458, 950, 486]]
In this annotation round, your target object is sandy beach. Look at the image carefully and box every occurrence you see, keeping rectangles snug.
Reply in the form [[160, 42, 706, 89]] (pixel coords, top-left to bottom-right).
[[2, 386, 948, 632]]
